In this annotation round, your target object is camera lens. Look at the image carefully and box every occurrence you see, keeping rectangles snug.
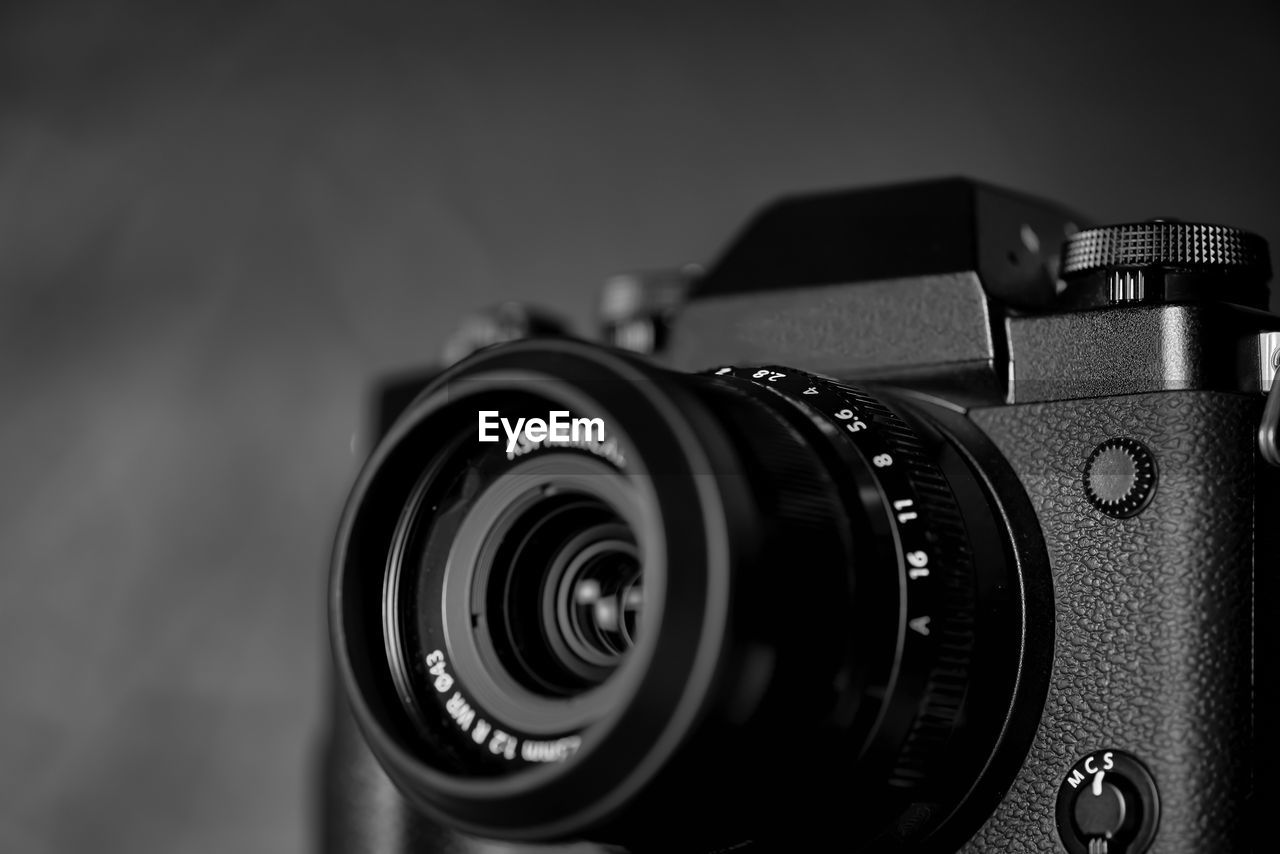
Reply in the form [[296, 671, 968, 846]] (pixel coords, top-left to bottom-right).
[[381, 436, 652, 756], [331, 338, 1045, 849], [439, 472, 642, 704]]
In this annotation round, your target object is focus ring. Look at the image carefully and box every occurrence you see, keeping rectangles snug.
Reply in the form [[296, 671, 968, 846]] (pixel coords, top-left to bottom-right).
[[694, 377, 852, 538], [683, 375, 867, 721]]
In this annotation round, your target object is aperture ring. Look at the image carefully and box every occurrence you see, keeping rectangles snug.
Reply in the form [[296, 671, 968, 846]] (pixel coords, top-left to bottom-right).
[[832, 383, 976, 788]]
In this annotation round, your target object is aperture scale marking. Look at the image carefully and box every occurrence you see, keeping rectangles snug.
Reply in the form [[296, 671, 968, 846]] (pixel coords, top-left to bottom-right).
[[712, 366, 940, 648]]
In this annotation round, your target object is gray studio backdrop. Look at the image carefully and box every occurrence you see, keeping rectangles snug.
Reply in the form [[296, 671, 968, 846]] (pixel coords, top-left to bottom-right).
[[3, 1, 1278, 852]]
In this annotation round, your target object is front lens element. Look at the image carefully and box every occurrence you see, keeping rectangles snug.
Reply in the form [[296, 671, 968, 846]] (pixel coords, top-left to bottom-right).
[[482, 492, 640, 695], [554, 528, 641, 665]]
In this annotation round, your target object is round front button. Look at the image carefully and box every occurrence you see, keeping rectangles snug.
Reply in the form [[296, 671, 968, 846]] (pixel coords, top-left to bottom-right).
[[1083, 438, 1157, 519]]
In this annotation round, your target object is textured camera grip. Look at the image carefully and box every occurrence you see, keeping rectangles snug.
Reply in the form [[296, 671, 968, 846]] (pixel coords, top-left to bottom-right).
[[963, 391, 1260, 853]]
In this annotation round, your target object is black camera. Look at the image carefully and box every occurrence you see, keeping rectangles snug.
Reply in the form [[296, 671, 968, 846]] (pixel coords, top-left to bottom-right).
[[323, 179, 1280, 853]]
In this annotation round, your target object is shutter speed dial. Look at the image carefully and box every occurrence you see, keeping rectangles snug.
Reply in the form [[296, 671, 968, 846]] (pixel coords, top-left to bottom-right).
[[1060, 220, 1271, 308]]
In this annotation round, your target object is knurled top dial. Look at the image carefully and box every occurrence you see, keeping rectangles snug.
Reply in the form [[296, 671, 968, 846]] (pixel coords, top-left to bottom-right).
[[1060, 220, 1271, 307]]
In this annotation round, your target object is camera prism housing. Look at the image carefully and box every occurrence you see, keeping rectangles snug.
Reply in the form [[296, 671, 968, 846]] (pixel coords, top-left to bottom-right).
[[325, 178, 1280, 853]]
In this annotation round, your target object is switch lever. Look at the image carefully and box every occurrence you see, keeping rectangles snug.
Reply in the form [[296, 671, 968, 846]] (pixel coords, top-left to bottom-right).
[[1261, 338, 1280, 466]]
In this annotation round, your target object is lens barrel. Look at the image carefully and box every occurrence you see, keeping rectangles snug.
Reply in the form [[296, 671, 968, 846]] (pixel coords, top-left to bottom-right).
[[330, 338, 1034, 849]]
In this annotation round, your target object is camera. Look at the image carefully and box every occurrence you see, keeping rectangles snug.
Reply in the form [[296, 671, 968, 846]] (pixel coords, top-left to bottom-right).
[[323, 178, 1280, 853]]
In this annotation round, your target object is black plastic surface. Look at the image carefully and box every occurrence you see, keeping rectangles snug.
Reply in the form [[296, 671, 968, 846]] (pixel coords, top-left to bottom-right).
[[963, 391, 1260, 853], [1005, 302, 1280, 403], [690, 178, 1086, 312], [668, 273, 1005, 403]]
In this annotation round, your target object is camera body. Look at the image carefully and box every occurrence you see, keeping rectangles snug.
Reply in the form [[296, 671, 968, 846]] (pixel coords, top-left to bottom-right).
[[323, 178, 1280, 853]]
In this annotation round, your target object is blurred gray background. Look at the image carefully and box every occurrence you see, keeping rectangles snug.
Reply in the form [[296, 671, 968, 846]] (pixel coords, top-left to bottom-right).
[[2, 1, 1278, 852]]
